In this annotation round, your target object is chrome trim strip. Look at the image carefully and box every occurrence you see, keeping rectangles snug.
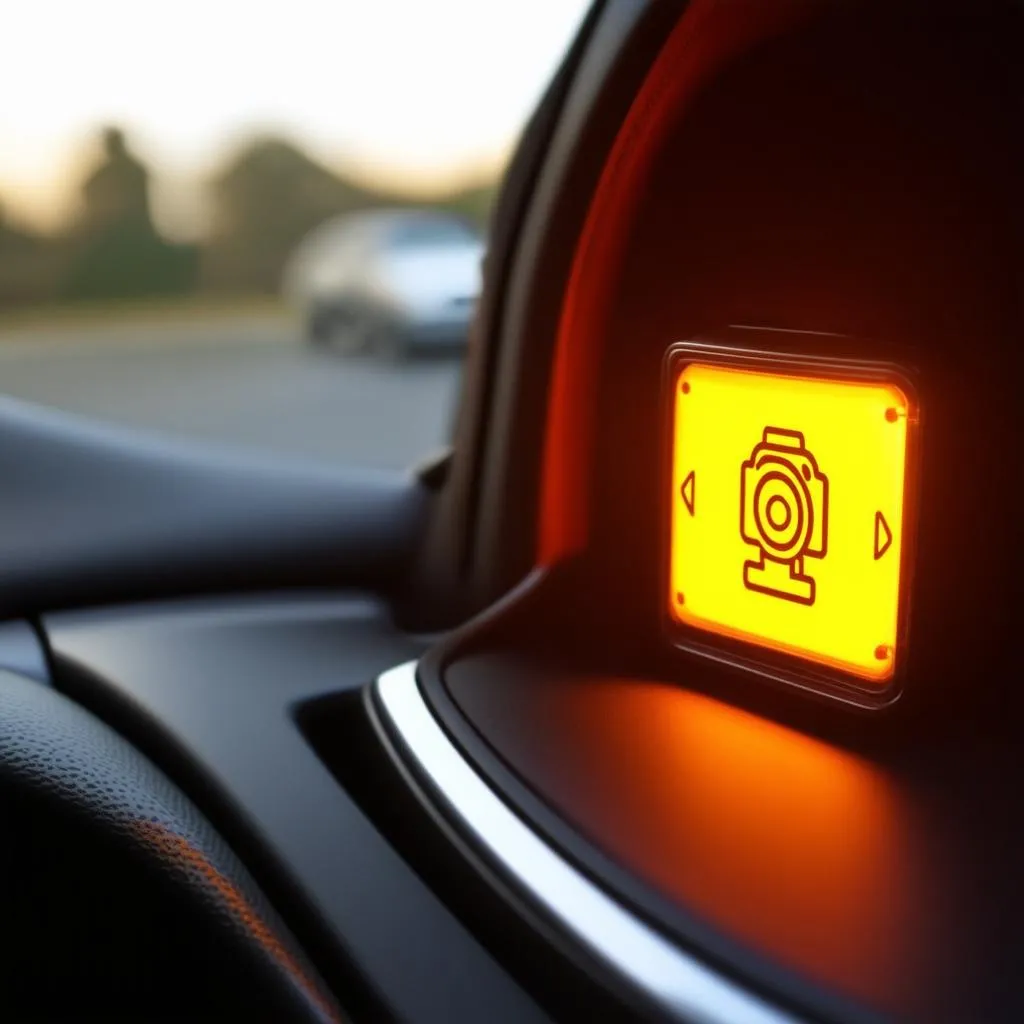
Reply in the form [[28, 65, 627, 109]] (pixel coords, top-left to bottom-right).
[[374, 661, 800, 1024]]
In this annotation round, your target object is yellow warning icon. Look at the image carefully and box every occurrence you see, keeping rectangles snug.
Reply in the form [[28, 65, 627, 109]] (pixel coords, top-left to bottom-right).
[[669, 359, 914, 684]]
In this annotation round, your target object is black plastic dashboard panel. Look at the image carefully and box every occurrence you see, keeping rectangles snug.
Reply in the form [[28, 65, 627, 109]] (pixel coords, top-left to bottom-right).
[[417, 642, 1024, 1024], [403, 5, 1023, 1017], [0, 396, 425, 618], [45, 596, 551, 1024]]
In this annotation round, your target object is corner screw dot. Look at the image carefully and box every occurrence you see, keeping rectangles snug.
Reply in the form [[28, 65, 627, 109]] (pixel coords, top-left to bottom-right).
[[676, 592, 685, 605], [874, 644, 890, 660], [885, 407, 899, 423], [681, 381, 691, 394]]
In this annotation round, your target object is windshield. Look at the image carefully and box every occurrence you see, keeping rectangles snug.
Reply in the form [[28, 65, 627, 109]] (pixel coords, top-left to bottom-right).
[[0, 0, 590, 471]]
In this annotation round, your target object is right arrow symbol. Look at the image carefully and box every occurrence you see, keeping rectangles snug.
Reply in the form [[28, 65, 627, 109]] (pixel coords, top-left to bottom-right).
[[874, 511, 893, 560], [681, 471, 695, 516]]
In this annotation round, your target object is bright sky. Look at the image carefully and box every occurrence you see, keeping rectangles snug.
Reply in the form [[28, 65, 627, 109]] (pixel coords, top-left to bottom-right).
[[0, 0, 590, 237]]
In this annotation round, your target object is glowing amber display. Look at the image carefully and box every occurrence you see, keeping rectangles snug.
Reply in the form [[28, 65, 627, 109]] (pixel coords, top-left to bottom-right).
[[669, 360, 914, 683]]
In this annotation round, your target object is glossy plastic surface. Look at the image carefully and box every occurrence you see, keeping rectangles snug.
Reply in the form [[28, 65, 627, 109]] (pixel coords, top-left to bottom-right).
[[438, 651, 1024, 1024]]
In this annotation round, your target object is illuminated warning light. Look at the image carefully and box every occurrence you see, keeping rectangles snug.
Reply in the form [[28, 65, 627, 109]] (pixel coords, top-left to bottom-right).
[[668, 351, 918, 688]]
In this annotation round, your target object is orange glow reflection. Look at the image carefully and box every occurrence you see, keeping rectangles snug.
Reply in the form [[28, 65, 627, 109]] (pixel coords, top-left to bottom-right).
[[562, 681, 924, 1005], [449, 670, 945, 1011], [132, 821, 341, 1023]]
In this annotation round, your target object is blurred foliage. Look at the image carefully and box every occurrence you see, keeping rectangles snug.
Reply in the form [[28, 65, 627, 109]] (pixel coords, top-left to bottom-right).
[[203, 135, 495, 293], [0, 127, 498, 310], [202, 136, 385, 294], [437, 181, 498, 230], [61, 128, 200, 303], [0, 202, 63, 307]]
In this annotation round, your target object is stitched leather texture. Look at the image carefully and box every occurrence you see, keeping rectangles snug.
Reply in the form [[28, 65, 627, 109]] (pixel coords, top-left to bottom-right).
[[0, 668, 344, 1023]]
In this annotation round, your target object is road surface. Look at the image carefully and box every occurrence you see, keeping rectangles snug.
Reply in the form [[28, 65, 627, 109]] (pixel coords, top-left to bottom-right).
[[0, 317, 463, 471]]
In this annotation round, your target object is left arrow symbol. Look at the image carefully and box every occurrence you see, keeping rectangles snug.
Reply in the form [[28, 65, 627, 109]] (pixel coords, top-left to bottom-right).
[[681, 471, 695, 515]]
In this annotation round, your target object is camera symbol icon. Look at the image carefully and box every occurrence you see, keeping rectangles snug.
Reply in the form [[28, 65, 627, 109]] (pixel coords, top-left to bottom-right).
[[740, 427, 829, 605]]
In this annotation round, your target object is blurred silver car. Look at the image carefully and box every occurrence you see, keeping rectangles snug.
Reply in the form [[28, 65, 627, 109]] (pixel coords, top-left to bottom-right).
[[283, 208, 484, 359]]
